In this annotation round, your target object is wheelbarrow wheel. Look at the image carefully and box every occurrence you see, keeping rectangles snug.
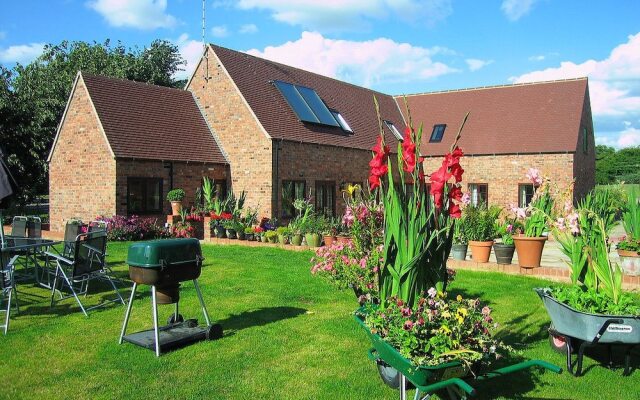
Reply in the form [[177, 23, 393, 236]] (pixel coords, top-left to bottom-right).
[[167, 313, 184, 325], [548, 324, 580, 354], [376, 362, 414, 390]]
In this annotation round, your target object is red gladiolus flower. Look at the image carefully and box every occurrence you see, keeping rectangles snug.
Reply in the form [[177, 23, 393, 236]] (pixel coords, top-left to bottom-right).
[[429, 165, 451, 208], [450, 163, 464, 183], [448, 185, 463, 202], [401, 127, 416, 173], [449, 202, 462, 218], [369, 136, 390, 190], [368, 174, 381, 190]]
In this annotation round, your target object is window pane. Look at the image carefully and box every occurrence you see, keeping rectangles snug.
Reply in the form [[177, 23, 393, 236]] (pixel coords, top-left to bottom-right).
[[146, 180, 161, 211], [128, 180, 143, 213], [282, 180, 306, 218], [296, 85, 339, 127], [331, 110, 353, 133], [468, 183, 488, 206], [384, 120, 403, 140], [519, 184, 534, 207], [273, 81, 319, 123], [430, 124, 446, 142]]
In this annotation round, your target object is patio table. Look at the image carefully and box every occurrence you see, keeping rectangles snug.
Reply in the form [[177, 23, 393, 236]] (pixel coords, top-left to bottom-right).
[[1, 237, 63, 288]]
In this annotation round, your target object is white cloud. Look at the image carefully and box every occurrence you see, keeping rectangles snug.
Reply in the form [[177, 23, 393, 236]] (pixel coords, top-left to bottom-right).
[[465, 58, 493, 72], [596, 126, 640, 149], [236, 0, 452, 32], [239, 24, 258, 34], [174, 34, 203, 81], [512, 32, 640, 148], [87, 0, 177, 30], [501, 0, 539, 21], [528, 55, 545, 61], [246, 31, 458, 88], [211, 25, 229, 38], [0, 43, 45, 64]]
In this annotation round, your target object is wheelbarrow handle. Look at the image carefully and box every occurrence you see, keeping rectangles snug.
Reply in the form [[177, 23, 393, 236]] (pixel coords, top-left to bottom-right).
[[477, 359, 562, 381], [417, 377, 477, 397]]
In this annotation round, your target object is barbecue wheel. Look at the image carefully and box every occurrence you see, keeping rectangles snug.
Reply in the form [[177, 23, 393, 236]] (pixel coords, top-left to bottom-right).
[[167, 313, 184, 325], [206, 323, 223, 340]]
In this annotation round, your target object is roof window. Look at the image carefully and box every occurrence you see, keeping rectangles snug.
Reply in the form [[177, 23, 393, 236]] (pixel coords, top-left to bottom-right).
[[429, 124, 446, 143], [384, 120, 403, 141]]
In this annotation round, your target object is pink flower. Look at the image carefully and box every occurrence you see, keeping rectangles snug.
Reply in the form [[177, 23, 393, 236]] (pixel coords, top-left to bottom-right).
[[567, 212, 580, 235], [403, 320, 414, 331], [482, 306, 491, 316], [427, 287, 437, 298], [555, 217, 566, 230], [506, 224, 513, 233], [342, 206, 355, 227], [461, 192, 471, 205], [359, 257, 367, 269], [525, 168, 543, 187], [401, 307, 412, 317]]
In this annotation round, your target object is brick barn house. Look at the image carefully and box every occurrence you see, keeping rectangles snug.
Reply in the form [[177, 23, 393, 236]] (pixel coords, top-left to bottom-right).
[[48, 72, 228, 232], [49, 44, 594, 230], [402, 77, 595, 208]]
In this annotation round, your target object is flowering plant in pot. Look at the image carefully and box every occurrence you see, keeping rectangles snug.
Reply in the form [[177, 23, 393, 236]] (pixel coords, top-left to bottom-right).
[[166, 188, 185, 216], [464, 204, 499, 263], [511, 168, 555, 268], [493, 216, 522, 265], [617, 186, 640, 275]]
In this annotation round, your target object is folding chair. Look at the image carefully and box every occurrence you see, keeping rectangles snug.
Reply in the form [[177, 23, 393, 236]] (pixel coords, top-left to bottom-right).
[[11, 216, 27, 238], [1, 248, 19, 335], [27, 216, 42, 239], [10, 216, 30, 278], [47, 230, 125, 317], [62, 220, 84, 258]]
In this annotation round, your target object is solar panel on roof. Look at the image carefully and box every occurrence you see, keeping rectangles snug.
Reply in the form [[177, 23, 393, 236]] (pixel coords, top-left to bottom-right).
[[273, 81, 319, 124], [296, 85, 340, 127]]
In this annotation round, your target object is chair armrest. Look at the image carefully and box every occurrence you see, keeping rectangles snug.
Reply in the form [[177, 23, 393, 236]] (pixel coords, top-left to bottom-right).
[[44, 251, 73, 265], [81, 243, 103, 255]]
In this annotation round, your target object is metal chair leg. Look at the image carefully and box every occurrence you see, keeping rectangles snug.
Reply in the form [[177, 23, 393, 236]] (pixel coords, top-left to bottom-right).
[[3, 288, 11, 335], [400, 374, 407, 400], [119, 282, 137, 344], [151, 286, 160, 357]]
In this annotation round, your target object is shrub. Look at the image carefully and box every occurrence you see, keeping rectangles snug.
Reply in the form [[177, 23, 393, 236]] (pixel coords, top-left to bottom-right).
[[464, 204, 498, 242], [166, 189, 185, 202], [96, 215, 169, 241]]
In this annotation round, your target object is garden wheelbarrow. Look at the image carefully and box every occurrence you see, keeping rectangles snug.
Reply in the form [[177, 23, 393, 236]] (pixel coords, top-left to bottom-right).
[[536, 288, 640, 377], [355, 312, 562, 400]]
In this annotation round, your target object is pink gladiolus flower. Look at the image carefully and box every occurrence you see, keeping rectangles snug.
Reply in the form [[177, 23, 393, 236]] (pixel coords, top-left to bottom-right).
[[567, 212, 580, 235], [461, 192, 471, 205], [556, 217, 566, 230], [526, 168, 543, 187]]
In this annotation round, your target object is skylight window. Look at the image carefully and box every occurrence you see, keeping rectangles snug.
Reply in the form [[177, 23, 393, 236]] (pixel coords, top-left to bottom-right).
[[384, 120, 403, 141], [273, 80, 339, 128], [430, 124, 446, 143], [330, 110, 353, 133]]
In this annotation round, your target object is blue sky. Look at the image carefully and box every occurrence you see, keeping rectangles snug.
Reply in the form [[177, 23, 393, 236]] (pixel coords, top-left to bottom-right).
[[1, 0, 639, 148]]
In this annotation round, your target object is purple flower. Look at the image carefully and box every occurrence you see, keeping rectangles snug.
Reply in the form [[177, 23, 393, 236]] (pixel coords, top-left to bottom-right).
[[403, 320, 414, 331]]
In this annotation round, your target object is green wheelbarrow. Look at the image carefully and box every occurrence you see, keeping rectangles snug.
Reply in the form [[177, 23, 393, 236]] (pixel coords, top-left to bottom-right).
[[355, 313, 562, 399]]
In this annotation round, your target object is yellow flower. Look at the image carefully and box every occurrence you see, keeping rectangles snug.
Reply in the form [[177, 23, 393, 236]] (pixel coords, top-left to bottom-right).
[[442, 311, 451, 319], [456, 294, 462, 302], [439, 325, 451, 335]]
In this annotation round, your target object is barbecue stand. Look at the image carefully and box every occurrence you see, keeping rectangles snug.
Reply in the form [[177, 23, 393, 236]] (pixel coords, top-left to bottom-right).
[[119, 239, 223, 356]]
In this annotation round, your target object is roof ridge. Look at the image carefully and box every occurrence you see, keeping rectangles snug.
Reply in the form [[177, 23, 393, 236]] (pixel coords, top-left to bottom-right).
[[80, 71, 188, 94], [208, 43, 392, 98], [397, 77, 588, 98]]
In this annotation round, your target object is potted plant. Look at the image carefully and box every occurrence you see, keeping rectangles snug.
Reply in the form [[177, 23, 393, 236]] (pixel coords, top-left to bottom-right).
[[322, 218, 339, 247], [304, 216, 322, 248], [451, 215, 468, 260], [494, 218, 520, 265], [465, 204, 498, 263], [236, 222, 247, 240], [265, 230, 278, 243], [244, 226, 255, 241], [512, 168, 554, 268], [166, 188, 186, 216], [617, 186, 639, 275], [276, 226, 290, 245], [537, 196, 640, 376], [223, 219, 237, 239], [254, 226, 265, 242]]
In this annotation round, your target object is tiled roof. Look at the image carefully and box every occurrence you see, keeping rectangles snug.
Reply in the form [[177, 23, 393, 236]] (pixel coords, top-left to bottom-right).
[[82, 73, 227, 164], [398, 78, 589, 156], [211, 44, 405, 151]]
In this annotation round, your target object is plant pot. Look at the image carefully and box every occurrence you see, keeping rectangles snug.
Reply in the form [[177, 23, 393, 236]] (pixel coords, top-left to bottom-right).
[[214, 226, 226, 238], [305, 233, 322, 248], [261, 235, 267, 243], [245, 233, 254, 241], [226, 229, 237, 239], [451, 244, 468, 260], [170, 201, 182, 216], [493, 243, 515, 265], [291, 234, 303, 246], [323, 235, 336, 246], [337, 235, 352, 245], [468, 241, 493, 263], [237, 231, 246, 240], [267, 235, 277, 244], [617, 249, 640, 276], [513, 236, 547, 268], [277, 234, 289, 245]]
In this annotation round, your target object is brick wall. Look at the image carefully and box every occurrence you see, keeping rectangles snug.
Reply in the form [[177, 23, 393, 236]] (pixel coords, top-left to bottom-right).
[[49, 76, 116, 232], [422, 153, 575, 209], [115, 159, 227, 218], [573, 87, 596, 201], [187, 47, 274, 218], [277, 141, 372, 219]]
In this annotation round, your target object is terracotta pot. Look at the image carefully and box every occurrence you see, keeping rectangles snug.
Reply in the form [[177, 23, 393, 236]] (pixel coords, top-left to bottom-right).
[[170, 201, 182, 216], [493, 243, 515, 265], [513, 235, 548, 268], [337, 235, 352, 245], [468, 240, 493, 263], [323, 235, 336, 246], [617, 249, 640, 276]]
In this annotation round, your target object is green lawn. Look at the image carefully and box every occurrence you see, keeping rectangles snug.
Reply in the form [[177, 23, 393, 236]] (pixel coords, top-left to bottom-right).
[[2, 243, 638, 399]]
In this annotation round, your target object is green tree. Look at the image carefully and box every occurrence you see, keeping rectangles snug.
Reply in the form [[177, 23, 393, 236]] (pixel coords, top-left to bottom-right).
[[0, 39, 185, 206], [595, 144, 640, 184]]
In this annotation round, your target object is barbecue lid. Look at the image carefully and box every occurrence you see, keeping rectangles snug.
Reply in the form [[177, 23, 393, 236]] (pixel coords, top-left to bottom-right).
[[126, 238, 202, 268]]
